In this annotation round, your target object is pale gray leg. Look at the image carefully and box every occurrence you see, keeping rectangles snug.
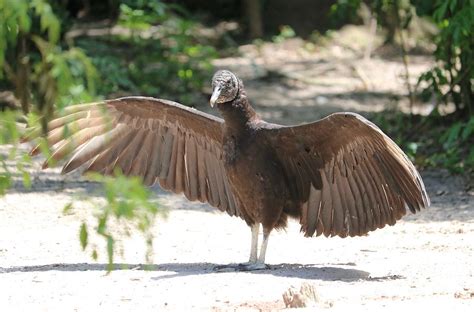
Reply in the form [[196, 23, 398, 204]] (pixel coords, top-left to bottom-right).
[[249, 223, 259, 263], [257, 229, 271, 264], [214, 224, 270, 272], [241, 228, 271, 270]]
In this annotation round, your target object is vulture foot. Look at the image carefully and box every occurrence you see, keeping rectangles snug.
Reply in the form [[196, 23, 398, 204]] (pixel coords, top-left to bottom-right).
[[214, 262, 269, 272]]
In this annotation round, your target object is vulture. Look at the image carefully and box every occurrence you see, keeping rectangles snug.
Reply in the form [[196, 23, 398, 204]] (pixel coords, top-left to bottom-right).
[[25, 70, 429, 270]]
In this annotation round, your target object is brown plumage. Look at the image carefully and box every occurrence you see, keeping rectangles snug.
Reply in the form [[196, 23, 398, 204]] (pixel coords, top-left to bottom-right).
[[25, 70, 429, 270]]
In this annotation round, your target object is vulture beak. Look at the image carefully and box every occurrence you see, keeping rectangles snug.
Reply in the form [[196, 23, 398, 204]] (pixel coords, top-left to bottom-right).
[[210, 87, 221, 108]]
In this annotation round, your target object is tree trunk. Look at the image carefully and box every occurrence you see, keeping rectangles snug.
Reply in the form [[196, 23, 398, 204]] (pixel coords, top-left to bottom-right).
[[243, 0, 263, 39]]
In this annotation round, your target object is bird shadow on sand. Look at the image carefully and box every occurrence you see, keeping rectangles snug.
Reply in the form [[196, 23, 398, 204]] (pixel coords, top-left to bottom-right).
[[0, 262, 402, 282]]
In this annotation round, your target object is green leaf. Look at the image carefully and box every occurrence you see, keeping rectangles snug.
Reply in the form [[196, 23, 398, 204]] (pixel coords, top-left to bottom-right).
[[461, 118, 474, 141], [406, 142, 419, 155], [22, 171, 31, 189], [79, 222, 88, 250], [106, 236, 114, 271], [97, 216, 107, 235], [434, 0, 449, 21], [63, 202, 74, 215], [449, 0, 458, 12], [442, 122, 462, 149], [0, 175, 12, 196]]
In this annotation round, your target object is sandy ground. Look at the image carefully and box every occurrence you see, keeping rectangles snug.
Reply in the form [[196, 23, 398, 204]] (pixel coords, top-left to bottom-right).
[[0, 166, 473, 311], [1, 30, 473, 311]]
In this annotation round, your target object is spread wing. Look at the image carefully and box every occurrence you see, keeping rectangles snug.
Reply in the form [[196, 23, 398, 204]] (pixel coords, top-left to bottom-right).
[[25, 96, 241, 217], [266, 112, 429, 238]]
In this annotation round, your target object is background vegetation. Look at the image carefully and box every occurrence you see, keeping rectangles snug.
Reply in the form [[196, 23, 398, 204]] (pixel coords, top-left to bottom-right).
[[0, 0, 472, 269]]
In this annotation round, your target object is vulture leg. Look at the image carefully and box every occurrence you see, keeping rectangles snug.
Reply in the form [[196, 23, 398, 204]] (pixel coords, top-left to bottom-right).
[[249, 223, 259, 262], [257, 228, 271, 264], [234, 228, 271, 271], [214, 224, 270, 272], [240, 226, 271, 270]]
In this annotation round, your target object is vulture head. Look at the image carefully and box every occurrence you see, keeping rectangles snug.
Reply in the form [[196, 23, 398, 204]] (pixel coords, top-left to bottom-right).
[[210, 70, 240, 107]]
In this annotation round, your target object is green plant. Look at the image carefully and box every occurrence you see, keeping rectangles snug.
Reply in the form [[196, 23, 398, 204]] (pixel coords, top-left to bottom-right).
[[1, 0, 176, 270], [372, 110, 474, 173], [0, 110, 32, 195], [73, 0, 216, 104], [69, 172, 166, 271], [272, 25, 296, 43], [16, 108, 168, 270], [0, 0, 98, 197], [428, 117, 474, 172], [330, 0, 364, 25], [0, 0, 97, 118], [417, 0, 473, 116], [330, 0, 415, 42]]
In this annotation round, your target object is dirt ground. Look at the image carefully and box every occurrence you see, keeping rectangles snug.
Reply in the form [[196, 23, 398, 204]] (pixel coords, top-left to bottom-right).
[[1, 28, 473, 311]]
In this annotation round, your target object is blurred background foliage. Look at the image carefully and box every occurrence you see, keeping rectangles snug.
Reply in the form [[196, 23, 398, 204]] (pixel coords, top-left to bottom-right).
[[1, 0, 472, 119], [0, 0, 473, 268], [329, 0, 473, 172]]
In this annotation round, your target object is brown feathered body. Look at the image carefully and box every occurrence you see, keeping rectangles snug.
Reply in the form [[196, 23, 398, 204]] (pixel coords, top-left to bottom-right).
[[25, 70, 429, 265], [216, 85, 429, 238], [218, 88, 294, 231]]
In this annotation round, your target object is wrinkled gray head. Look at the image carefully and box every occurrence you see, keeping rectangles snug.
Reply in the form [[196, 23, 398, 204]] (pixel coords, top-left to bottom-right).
[[210, 70, 239, 107]]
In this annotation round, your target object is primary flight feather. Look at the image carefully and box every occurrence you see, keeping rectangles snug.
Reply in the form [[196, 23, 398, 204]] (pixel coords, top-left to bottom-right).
[[26, 70, 429, 270]]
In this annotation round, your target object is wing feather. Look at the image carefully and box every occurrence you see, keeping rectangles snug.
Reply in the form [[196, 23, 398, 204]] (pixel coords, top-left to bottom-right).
[[43, 123, 113, 169], [174, 130, 186, 194], [345, 166, 363, 234], [266, 112, 429, 237], [319, 170, 333, 237], [163, 128, 179, 190], [335, 165, 358, 236], [159, 128, 175, 181], [27, 97, 241, 218], [129, 130, 154, 177], [329, 165, 344, 236], [360, 153, 384, 227], [304, 185, 322, 237], [204, 148, 220, 207], [184, 134, 199, 201], [88, 130, 137, 175], [196, 140, 209, 202]]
